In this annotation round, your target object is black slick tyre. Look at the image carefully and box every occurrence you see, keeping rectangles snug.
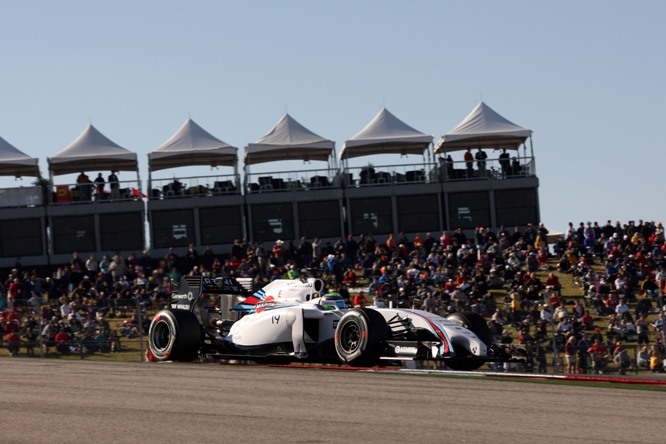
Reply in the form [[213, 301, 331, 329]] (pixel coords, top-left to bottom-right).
[[445, 311, 493, 371], [335, 308, 389, 367], [148, 310, 201, 361]]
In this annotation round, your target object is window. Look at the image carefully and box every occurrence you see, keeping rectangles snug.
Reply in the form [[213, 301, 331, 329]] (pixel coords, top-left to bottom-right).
[[100, 212, 144, 251], [397, 195, 440, 233], [495, 189, 539, 227], [52, 215, 95, 254], [349, 197, 392, 235], [200, 206, 243, 244], [151, 209, 195, 248], [0, 218, 43, 257], [447, 192, 490, 230], [251, 203, 294, 241], [299, 200, 342, 238]]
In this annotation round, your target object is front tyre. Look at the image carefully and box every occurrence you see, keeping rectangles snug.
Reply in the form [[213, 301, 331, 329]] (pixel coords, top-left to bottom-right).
[[148, 310, 201, 361], [335, 308, 389, 367], [445, 311, 492, 371]]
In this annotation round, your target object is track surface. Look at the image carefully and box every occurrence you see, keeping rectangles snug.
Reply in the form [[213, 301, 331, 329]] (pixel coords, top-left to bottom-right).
[[2, 359, 663, 443]]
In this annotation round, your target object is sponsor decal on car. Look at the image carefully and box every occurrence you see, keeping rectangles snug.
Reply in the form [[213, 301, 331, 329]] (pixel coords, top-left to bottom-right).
[[172, 291, 194, 301], [394, 346, 419, 355], [256, 296, 277, 313]]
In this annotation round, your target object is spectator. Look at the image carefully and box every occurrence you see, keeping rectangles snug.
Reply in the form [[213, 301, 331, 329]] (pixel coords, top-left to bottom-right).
[[76, 171, 92, 201], [55, 328, 71, 354], [564, 335, 577, 374], [475, 148, 487, 177], [636, 345, 650, 369], [6, 330, 21, 356], [588, 338, 610, 374], [464, 148, 474, 178], [353, 291, 366, 308], [649, 345, 663, 372], [613, 347, 633, 375], [94, 172, 105, 200], [499, 149, 510, 177], [108, 170, 120, 200]]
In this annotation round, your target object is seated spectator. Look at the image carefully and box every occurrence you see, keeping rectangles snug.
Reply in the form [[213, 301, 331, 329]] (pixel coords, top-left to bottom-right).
[[649, 345, 664, 372], [588, 338, 610, 374], [581, 310, 595, 330], [613, 348, 633, 375], [55, 329, 70, 354], [342, 267, 357, 286], [353, 291, 367, 308], [557, 317, 573, 335], [636, 314, 650, 344], [553, 302, 569, 322], [545, 273, 562, 296], [636, 345, 650, 369]]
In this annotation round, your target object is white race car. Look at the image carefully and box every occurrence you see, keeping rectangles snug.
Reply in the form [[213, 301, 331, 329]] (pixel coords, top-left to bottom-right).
[[148, 275, 525, 370]]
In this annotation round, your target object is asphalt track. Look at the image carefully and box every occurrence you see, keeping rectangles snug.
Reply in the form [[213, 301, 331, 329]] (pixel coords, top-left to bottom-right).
[[2, 359, 664, 444]]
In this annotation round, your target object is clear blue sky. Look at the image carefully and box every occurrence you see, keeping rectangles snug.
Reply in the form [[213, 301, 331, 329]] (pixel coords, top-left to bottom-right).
[[1, 0, 664, 233]]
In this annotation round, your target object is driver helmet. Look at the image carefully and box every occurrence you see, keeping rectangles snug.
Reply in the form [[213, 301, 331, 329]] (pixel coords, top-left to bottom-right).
[[320, 292, 343, 310]]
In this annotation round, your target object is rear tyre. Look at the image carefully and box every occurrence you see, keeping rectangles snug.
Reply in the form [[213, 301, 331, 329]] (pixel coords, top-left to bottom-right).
[[445, 311, 492, 371], [148, 310, 201, 361], [335, 308, 389, 367]]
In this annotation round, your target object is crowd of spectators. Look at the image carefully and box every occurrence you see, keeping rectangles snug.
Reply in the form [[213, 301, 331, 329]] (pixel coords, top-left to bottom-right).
[[1, 219, 664, 374]]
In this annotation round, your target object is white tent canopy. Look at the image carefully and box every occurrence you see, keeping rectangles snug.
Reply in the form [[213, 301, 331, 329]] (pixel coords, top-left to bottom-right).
[[148, 118, 238, 172], [0, 136, 40, 177], [244, 113, 335, 166], [340, 107, 433, 160], [48, 124, 138, 176], [434, 101, 532, 153]]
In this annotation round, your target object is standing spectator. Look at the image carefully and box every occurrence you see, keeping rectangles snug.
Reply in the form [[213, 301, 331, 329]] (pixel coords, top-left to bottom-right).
[[108, 170, 120, 200], [8, 277, 23, 310], [94, 172, 105, 200], [475, 148, 487, 177], [255, 242, 268, 275], [577, 333, 592, 374], [385, 233, 396, 252], [564, 335, 577, 374], [464, 148, 474, 178], [230, 239, 244, 261], [311, 237, 322, 264], [76, 171, 92, 201], [272, 240, 285, 267], [499, 148, 510, 177], [185, 243, 199, 271], [85, 255, 99, 278], [298, 237, 313, 268]]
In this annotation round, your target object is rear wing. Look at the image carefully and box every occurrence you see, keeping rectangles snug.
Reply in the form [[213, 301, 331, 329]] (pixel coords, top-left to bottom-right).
[[169, 276, 253, 311]]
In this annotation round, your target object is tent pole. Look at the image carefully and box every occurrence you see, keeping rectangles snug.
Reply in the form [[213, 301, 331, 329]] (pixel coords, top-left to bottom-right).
[[136, 167, 142, 199], [147, 166, 151, 199], [529, 135, 535, 175], [48, 169, 54, 204]]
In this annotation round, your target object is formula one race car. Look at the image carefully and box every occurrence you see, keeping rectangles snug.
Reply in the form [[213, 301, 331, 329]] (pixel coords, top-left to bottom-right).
[[147, 275, 526, 370]]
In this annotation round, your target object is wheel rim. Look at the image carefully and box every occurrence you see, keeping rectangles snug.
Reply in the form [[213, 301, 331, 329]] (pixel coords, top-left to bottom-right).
[[340, 321, 361, 354], [152, 321, 171, 353]]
